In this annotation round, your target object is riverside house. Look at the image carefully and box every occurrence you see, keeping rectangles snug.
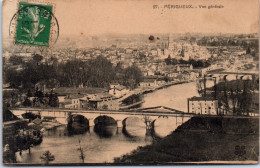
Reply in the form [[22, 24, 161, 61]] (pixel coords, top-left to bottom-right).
[[109, 84, 129, 98], [62, 94, 89, 109], [88, 93, 119, 110], [188, 97, 218, 115], [51, 87, 107, 109], [139, 77, 158, 88]]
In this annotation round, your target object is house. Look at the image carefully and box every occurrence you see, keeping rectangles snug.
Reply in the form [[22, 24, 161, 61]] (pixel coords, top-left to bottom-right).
[[62, 94, 88, 109], [109, 84, 129, 98], [88, 93, 119, 110], [176, 64, 193, 72], [167, 72, 178, 78], [188, 97, 218, 115], [143, 70, 155, 76], [139, 78, 158, 88]]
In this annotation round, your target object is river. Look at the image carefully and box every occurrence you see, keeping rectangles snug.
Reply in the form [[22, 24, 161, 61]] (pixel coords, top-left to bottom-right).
[[141, 82, 201, 112], [15, 82, 201, 164]]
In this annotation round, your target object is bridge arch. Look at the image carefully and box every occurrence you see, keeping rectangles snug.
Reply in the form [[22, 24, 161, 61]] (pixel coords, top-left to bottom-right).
[[223, 75, 228, 81], [242, 75, 252, 80], [11, 110, 40, 120], [122, 116, 145, 127], [153, 115, 191, 137], [122, 116, 146, 137], [94, 115, 117, 126], [67, 114, 89, 134], [69, 114, 89, 125]]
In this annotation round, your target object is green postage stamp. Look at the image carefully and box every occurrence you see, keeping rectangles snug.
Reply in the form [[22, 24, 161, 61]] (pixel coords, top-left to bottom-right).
[[14, 2, 54, 47]]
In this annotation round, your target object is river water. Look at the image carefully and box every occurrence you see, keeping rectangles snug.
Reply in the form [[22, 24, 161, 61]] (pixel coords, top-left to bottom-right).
[[141, 82, 201, 112], [15, 82, 201, 164]]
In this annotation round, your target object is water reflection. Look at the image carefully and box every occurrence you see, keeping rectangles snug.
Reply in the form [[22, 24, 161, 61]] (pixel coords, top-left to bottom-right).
[[16, 125, 153, 164], [123, 117, 146, 137], [94, 125, 117, 138], [122, 126, 136, 138], [153, 118, 177, 138], [67, 126, 89, 136], [16, 82, 199, 164]]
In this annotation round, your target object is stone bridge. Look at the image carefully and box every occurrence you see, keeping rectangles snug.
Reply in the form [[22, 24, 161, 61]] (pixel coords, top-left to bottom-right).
[[11, 106, 194, 134], [205, 71, 258, 83]]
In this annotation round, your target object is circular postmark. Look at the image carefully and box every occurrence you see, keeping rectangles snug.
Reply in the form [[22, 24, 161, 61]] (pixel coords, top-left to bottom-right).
[[9, 2, 59, 48]]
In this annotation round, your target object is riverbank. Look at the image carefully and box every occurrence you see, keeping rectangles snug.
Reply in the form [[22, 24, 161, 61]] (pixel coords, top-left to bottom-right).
[[114, 116, 259, 164], [119, 80, 191, 105]]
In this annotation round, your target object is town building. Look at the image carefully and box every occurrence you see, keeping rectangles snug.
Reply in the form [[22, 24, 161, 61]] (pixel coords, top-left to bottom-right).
[[62, 94, 88, 109], [176, 64, 193, 73], [188, 97, 218, 115], [88, 93, 119, 110], [109, 84, 129, 98], [139, 78, 158, 88]]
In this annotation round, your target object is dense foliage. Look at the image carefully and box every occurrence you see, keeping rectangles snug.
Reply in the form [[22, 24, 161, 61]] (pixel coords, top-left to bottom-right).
[[165, 56, 210, 68], [199, 78, 259, 116], [4, 55, 143, 90]]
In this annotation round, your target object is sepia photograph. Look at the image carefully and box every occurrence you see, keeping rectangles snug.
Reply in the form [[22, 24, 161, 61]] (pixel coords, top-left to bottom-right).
[[2, 0, 259, 165]]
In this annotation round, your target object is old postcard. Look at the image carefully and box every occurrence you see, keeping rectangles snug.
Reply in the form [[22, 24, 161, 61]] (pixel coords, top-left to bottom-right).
[[2, 0, 259, 165]]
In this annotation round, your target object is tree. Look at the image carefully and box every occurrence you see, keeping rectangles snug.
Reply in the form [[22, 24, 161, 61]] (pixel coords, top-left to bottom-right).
[[35, 87, 44, 98], [86, 56, 115, 87], [60, 59, 88, 87], [190, 37, 196, 44], [26, 89, 32, 97], [9, 55, 23, 65], [230, 89, 237, 115], [40, 151, 55, 164], [123, 65, 143, 89], [32, 54, 43, 66], [246, 47, 251, 54], [180, 48, 185, 57], [165, 55, 172, 65], [163, 76, 170, 82], [3, 144, 15, 163], [21, 62, 43, 88], [4, 68, 23, 88], [77, 139, 85, 163], [16, 130, 34, 155], [115, 62, 123, 73], [23, 98, 31, 107], [49, 92, 59, 107]]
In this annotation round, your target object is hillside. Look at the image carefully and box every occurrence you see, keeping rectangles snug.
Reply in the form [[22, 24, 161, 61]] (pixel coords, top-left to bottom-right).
[[114, 116, 259, 164]]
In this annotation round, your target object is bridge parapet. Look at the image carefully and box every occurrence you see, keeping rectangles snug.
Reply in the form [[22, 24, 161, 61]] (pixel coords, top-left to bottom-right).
[[10, 108, 194, 130]]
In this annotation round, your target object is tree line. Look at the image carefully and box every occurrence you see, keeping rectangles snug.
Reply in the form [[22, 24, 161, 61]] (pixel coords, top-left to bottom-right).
[[4, 55, 143, 90], [197, 77, 259, 116], [165, 56, 210, 68]]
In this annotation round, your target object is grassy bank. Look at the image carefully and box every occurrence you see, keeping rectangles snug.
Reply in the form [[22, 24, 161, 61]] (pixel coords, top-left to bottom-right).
[[114, 116, 259, 164]]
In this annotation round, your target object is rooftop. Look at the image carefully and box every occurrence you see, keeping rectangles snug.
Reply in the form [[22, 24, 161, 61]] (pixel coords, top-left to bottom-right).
[[111, 85, 126, 91], [189, 96, 217, 101], [65, 94, 85, 99], [88, 92, 115, 102], [52, 87, 107, 95]]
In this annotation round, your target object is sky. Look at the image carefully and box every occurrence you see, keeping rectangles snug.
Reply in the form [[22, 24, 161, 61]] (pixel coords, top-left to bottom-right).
[[2, 0, 259, 37]]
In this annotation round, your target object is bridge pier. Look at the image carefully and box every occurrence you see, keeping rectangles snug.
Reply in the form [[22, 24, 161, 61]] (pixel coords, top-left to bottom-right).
[[88, 119, 95, 127], [145, 120, 154, 136], [117, 120, 123, 128]]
